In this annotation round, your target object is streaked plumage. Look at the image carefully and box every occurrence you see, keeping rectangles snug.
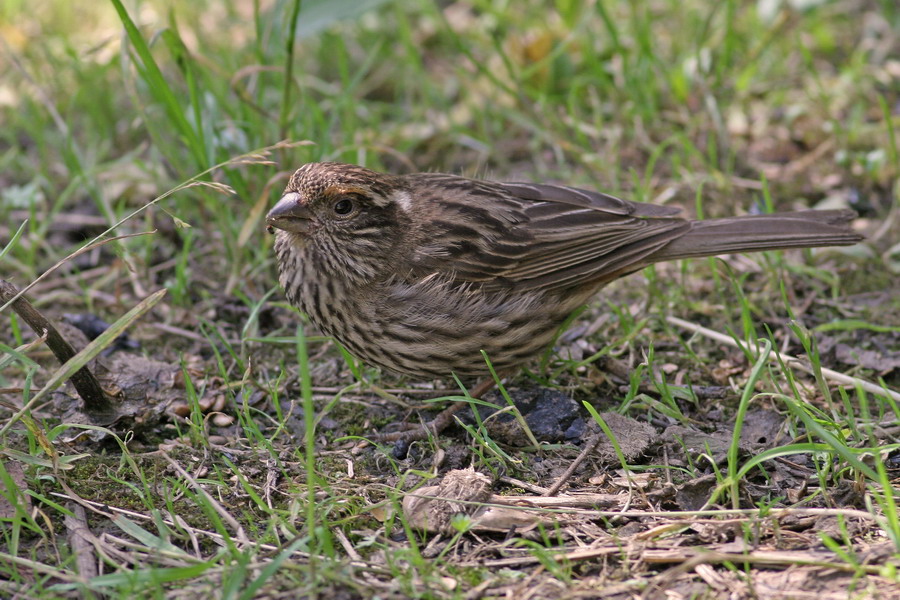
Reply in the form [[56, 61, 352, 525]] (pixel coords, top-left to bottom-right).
[[267, 162, 861, 377]]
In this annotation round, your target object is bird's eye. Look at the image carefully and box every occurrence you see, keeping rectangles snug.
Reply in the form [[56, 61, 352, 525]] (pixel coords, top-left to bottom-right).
[[333, 197, 355, 216]]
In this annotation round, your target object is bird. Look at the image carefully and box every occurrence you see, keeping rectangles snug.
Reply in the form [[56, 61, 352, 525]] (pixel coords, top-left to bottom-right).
[[267, 161, 861, 378]]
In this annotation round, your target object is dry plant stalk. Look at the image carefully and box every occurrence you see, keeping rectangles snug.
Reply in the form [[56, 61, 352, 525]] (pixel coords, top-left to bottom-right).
[[0, 279, 111, 414]]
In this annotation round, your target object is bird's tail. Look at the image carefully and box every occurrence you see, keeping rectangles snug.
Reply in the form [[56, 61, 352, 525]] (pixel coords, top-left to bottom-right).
[[649, 209, 862, 261]]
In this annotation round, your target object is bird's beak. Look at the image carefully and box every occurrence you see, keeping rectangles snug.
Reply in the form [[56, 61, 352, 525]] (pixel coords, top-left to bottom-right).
[[266, 192, 313, 234]]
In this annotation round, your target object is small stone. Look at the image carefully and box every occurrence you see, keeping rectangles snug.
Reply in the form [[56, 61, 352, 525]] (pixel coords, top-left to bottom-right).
[[212, 413, 234, 427]]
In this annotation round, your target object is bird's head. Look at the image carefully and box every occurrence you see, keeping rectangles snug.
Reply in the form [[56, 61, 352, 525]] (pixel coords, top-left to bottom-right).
[[267, 162, 413, 279]]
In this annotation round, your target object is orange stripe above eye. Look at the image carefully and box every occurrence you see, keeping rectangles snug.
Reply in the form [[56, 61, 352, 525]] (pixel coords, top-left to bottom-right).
[[322, 185, 367, 198]]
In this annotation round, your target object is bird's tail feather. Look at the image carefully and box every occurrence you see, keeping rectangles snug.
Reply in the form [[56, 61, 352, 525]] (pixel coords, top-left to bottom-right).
[[650, 209, 862, 261]]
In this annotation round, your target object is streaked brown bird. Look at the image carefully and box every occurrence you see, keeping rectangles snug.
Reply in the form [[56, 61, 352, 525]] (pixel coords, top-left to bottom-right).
[[267, 162, 860, 430]]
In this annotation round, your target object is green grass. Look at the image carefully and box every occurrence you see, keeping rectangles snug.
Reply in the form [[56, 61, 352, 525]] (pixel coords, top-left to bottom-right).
[[1, 0, 899, 597]]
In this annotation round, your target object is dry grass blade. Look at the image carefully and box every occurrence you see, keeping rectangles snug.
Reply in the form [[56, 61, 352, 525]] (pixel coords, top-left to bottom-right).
[[666, 316, 900, 402], [237, 170, 294, 248], [64, 503, 98, 580], [0, 231, 156, 314], [0, 142, 311, 313], [160, 452, 249, 545]]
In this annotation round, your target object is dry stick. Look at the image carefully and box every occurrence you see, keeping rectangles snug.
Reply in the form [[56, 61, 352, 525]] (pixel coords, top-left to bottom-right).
[[666, 316, 900, 403], [0, 279, 111, 413], [64, 503, 98, 581], [543, 430, 606, 496], [373, 377, 498, 443]]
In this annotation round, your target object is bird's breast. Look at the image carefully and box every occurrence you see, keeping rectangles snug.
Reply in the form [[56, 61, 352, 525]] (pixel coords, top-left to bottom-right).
[[277, 242, 579, 377]]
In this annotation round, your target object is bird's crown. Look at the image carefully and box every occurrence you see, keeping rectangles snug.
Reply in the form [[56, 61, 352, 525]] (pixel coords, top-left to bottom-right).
[[286, 162, 398, 208]]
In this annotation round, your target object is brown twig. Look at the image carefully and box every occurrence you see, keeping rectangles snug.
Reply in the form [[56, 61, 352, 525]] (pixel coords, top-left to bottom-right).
[[373, 377, 498, 444], [0, 279, 111, 413], [64, 503, 98, 581], [543, 429, 606, 496]]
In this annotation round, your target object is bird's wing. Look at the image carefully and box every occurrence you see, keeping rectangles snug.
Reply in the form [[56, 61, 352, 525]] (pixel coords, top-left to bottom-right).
[[407, 175, 691, 293]]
